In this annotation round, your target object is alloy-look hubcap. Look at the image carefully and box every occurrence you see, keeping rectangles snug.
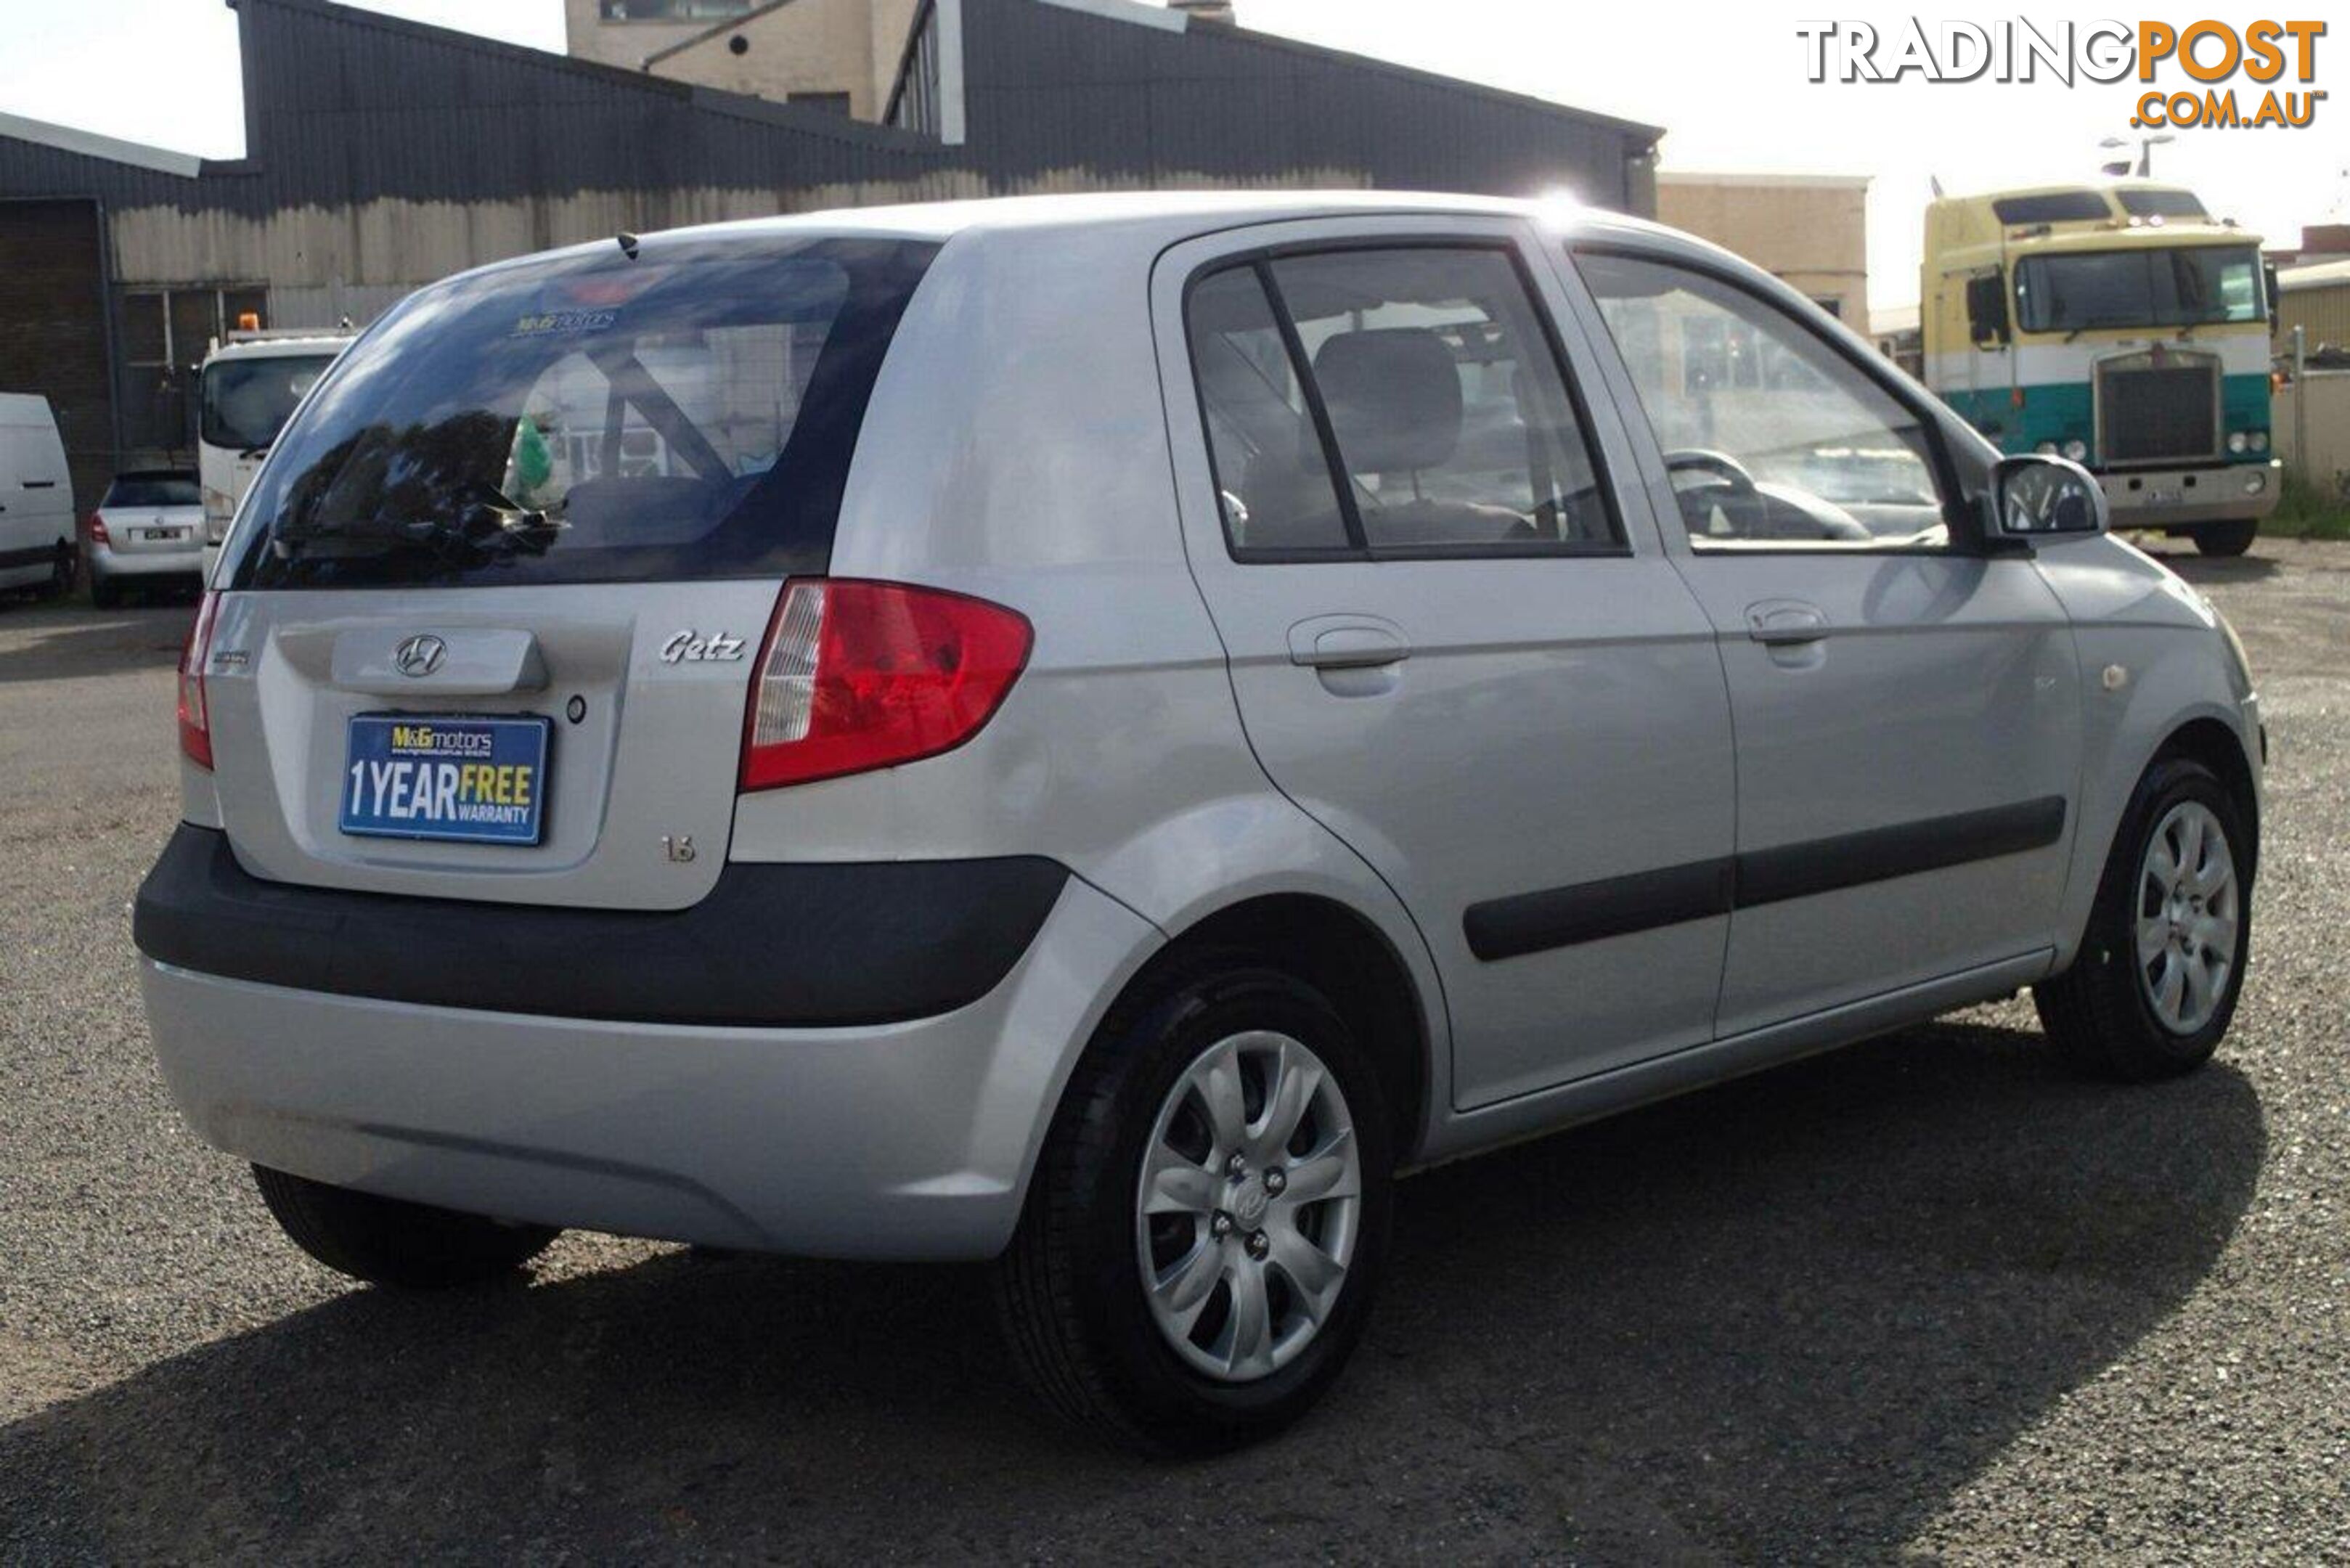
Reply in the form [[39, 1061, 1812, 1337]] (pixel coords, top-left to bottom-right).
[[1134, 1030, 1363, 1383], [2134, 800, 2239, 1036]]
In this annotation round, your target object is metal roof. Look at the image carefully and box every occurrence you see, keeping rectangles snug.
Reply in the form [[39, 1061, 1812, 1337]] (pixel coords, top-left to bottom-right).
[[0, 0, 1660, 219]]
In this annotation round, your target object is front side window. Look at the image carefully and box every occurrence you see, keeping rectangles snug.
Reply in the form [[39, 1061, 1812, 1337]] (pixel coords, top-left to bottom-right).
[[225, 237, 937, 590], [1185, 244, 1620, 558], [2013, 245, 2264, 332], [1576, 251, 1951, 551]]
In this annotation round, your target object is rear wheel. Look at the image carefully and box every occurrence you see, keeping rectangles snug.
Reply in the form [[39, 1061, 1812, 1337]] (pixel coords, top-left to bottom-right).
[[2194, 519, 2259, 557], [994, 955, 1393, 1453], [251, 1165, 558, 1288], [2035, 758, 2251, 1081], [33, 544, 74, 601], [89, 573, 122, 610]]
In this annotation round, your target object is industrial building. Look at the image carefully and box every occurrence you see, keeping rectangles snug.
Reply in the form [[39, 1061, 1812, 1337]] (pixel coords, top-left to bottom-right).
[[0, 0, 1662, 511]]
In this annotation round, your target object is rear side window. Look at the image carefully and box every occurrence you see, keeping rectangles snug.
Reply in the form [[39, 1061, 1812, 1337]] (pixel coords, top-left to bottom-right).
[[104, 474, 201, 508], [225, 237, 938, 590], [1185, 244, 1621, 559]]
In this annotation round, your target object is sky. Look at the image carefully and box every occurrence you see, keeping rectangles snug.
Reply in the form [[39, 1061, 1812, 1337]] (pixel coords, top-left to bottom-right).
[[1, 0, 2344, 315]]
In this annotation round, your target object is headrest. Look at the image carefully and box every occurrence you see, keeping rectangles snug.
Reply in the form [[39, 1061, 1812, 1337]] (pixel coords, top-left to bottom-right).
[[1310, 329, 1463, 475]]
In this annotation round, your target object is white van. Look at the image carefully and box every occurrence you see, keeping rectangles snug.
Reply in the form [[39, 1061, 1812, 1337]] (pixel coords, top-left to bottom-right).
[[0, 394, 77, 598]]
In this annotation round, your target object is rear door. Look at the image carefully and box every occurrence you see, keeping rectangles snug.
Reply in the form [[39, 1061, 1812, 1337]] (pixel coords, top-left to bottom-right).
[[200, 235, 937, 910], [1567, 245, 2082, 1037], [1153, 218, 1739, 1110]]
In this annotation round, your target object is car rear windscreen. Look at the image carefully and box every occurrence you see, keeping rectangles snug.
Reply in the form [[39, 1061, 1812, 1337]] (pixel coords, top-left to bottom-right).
[[104, 474, 201, 508], [223, 236, 939, 591]]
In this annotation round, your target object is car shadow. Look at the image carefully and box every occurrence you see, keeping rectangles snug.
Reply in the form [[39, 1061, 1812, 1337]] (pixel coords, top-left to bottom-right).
[[2134, 545, 2283, 584], [0, 603, 193, 685], [0, 1016, 2262, 1561]]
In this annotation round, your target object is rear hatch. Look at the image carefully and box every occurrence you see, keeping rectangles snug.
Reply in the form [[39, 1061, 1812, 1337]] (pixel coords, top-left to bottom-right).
[[202, 232, 938, 911]]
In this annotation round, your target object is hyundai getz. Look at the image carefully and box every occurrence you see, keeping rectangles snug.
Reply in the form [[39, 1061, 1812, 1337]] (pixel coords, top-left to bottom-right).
[[136, 193, 2262, 1451]]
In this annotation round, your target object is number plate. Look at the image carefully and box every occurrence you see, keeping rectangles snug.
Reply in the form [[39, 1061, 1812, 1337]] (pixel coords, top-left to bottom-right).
[[2146, 489, 2184, 507], [339, 714, 551, 846], [142, 528, 184, 542]]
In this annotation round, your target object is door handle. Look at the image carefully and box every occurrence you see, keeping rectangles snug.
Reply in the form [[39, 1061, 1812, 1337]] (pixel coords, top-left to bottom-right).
[[1746, 600, 1830, 647], [1288, 616, 1411, 670]]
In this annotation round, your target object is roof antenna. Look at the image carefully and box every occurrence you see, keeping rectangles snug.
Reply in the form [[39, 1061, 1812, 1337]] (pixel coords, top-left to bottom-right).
[[616, 231, 641, 261]]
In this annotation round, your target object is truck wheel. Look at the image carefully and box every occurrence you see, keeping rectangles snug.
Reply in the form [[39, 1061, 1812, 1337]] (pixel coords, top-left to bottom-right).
[[994, 953, 1394, 1453], [2035, 758, 2251, 1082], [2194, 519, 2259, 557], [251, 1165, 558, 1288]]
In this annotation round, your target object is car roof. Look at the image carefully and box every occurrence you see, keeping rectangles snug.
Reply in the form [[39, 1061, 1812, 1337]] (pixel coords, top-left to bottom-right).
[[470, 190, 1676, 281]]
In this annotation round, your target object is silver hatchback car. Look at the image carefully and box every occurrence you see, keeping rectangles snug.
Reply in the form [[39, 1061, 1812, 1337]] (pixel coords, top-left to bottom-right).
[[136, 192, 2262, 1450]]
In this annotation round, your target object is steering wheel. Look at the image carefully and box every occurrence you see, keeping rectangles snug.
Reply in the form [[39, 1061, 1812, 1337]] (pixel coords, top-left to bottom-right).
[[1663, 448, 1761, 495], [1661, 447, 1873, 544]]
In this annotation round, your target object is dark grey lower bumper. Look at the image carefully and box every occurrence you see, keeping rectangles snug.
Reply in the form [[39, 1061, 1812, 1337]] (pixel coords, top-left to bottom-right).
[[134, 824, 1069, 1028]]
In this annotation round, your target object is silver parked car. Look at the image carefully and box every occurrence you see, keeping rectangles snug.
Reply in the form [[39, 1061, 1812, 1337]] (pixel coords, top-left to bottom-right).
[[87, 469, 205, 607], [135, 193, 2263, 1451]]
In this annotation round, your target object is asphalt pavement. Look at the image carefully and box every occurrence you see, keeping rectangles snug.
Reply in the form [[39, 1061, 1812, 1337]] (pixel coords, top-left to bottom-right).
[[1, 544, 2344, 1563]]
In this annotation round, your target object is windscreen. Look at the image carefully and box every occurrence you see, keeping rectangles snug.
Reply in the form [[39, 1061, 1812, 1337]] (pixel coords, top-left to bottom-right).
[[104, 473, 201, 508], [224, 236, 938, 591], [200, 354, 339, 452], [2013, 245, 2265, 333]]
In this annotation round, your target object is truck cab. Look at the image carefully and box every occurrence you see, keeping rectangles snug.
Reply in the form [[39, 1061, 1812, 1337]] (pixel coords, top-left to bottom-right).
[[1923, 181, 2279, 555], [197, 330, 353, 581]]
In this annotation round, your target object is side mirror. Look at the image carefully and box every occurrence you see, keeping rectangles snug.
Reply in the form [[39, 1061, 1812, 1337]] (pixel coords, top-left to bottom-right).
[[1966, 274, 2010, 346], [1991, 454, 2106, 541], [2264, 261, 2280, 323]]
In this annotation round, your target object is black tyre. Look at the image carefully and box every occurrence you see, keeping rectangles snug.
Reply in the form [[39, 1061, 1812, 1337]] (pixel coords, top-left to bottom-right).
[[2194, 519, 2259, 557], [33, 544, 74, 601], [2035, 757, 2251, 1082], [994, 953, 1395, 1454], [252, 1164, 558, 1288], [89, 574, 123, 611]]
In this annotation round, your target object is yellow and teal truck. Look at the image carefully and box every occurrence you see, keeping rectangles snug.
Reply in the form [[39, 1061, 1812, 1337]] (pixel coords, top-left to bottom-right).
[[1924, 181, 2279, 555]]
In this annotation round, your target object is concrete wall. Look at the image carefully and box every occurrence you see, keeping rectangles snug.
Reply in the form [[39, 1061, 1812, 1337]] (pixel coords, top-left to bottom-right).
[[647, 0, 926, 120], [2274, 372, 2350, 490], [1658, 172, 1870, 321]]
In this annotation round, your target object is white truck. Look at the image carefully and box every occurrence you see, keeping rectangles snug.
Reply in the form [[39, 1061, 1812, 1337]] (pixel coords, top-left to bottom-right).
[[197, 331, 353, 580]]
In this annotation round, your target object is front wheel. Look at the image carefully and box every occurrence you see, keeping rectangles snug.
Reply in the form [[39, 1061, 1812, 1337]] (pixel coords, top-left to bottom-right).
[[2035, 758, 2251, 1081], [2194, 518, 2259, 557], [252, 1165, 558, 1288], [994, 956, 1394, 1453]]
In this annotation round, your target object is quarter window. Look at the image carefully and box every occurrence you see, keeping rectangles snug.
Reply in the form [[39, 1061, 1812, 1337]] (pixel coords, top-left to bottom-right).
[[1186, 245, 1620, 558], [1576, 252, 1952, 551]]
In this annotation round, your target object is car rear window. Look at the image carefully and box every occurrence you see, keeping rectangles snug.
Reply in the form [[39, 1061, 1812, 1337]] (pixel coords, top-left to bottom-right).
[[223, 236, 939, 591], [104, 474, 201, 508]]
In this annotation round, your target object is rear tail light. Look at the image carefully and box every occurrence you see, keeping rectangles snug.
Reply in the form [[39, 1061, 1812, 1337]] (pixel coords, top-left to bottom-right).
[[86, 513, 109, 547], [178, 591, 220, 770], [741, 579, 1032, 792]]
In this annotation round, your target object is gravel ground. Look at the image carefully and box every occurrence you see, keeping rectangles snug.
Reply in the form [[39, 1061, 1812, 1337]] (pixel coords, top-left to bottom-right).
[[0, 544, 2344, 1564]]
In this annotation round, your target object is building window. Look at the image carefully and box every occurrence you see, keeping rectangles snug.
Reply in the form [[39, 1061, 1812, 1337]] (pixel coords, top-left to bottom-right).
[[598, 0, 754, 20], [116, 285, 268, 454]]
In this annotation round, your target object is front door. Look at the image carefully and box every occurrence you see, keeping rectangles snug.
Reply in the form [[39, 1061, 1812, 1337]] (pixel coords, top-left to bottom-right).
[[1570, 246, 2083, 1037], [1152, 219, 1739, 1109]]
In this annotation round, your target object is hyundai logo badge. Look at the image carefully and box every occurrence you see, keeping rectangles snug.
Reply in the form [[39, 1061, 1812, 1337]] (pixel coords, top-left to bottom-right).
[[393, 634, 447, 678]]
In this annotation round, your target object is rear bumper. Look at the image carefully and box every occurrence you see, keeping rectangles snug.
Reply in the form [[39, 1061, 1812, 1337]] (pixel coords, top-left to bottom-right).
[[2100, 462, 2280, 528], [135, 828, 1160, 1258], [136, 825, 1069, 1027], [89, 539, 204, 580]]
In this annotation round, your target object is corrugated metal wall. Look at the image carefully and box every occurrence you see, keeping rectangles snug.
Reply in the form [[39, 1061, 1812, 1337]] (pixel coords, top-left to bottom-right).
[[2279, 282, 2350, 356]]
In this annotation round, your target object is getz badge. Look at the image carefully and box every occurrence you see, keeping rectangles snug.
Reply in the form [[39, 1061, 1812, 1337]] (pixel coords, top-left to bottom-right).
[[661, 630, 746, 664]]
